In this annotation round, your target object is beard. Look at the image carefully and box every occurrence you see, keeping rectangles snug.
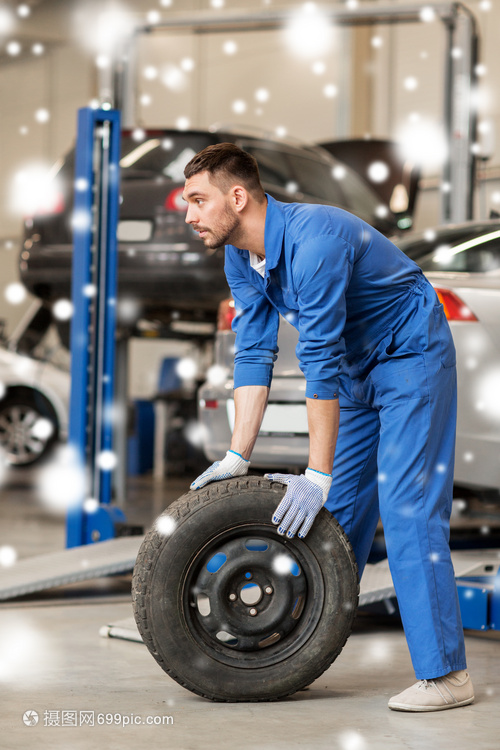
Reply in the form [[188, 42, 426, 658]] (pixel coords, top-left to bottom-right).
[[197, 204, 241, 249]]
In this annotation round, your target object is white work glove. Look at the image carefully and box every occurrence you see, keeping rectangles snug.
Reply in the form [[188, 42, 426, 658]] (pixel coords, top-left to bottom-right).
[[190, 450, 250, 490], [265, 468, 332, 539]]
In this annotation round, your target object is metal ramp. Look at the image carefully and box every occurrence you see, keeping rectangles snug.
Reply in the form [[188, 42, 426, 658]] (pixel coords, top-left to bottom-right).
[[0, 536, 143, 601], [99, 550, 500, 644], [360, 549, 500, 606]]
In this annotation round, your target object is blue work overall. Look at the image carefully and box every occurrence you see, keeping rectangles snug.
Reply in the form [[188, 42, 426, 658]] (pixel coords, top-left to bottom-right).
[[224, 195, 467, 679]]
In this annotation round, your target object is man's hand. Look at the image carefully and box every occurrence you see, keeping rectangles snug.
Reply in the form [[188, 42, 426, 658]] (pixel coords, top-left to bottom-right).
[[265, 468, 332, 539], [190, 450, 250, 490]]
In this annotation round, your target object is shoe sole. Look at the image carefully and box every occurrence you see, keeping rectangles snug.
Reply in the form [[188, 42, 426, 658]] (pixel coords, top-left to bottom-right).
[[388, 696, 474, 712]]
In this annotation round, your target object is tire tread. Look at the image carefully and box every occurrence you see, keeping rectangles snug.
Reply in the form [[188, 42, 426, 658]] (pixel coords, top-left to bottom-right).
[[132, 476, 358, 702]]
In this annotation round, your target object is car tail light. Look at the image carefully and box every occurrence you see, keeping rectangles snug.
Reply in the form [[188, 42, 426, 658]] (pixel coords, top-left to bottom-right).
[[434, 287, 478, 321], [202, 399, 219, 409], [217, 298, 236, 331], [165, 187, 187, 212]]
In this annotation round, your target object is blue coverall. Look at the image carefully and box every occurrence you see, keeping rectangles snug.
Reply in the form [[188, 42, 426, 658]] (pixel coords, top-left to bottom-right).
[[224, 194, 467, 680]]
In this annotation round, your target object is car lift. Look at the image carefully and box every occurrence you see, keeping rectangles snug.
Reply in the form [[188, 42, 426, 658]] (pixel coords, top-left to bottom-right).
[[66, 106, 126, 548], [0, 107, 144, 600]]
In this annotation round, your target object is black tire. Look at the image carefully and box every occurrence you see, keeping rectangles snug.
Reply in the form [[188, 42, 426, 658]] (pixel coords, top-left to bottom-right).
[[0, 393, 58, 466], [132, 476, 359, 702]]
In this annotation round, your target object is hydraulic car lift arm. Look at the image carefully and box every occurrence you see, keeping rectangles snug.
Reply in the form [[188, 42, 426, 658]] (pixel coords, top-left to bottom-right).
[[66, 107, 126, 548]]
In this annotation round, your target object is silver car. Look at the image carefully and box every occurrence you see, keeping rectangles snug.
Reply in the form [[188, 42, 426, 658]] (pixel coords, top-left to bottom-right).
[[198, 221, 500, 495], [0, 301, 69, 466]]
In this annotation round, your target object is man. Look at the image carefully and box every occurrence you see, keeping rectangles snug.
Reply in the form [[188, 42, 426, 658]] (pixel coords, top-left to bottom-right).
[[182, 142, 474, 712]]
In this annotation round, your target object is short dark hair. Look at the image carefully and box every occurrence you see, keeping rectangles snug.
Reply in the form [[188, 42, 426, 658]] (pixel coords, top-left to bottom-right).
[[184, 142, 266, 202]]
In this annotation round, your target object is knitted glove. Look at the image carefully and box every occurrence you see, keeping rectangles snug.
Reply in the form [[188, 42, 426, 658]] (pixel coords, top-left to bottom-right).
[[265, 468, 332, 539], [190, 450, 249, 490]]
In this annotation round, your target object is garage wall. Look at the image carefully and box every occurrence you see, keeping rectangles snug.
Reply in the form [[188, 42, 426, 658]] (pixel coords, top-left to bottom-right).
[[133, 28, 346, 142], [0, 44, 94, 335]]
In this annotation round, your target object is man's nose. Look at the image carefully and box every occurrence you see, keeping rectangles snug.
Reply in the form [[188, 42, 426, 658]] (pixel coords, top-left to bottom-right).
[[185, 204, 197, 225]]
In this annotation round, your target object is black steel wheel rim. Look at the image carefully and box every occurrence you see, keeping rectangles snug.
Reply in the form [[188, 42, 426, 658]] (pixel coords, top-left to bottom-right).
[[180, 523, 326, 669]]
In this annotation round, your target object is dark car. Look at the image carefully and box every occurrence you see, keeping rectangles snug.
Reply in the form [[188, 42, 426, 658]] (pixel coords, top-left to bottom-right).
[[20, 128, 398, 331], [320, 139, 421, 232]]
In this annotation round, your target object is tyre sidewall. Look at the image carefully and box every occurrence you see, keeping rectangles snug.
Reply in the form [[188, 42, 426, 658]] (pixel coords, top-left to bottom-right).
[[136, 478, 358, 702]]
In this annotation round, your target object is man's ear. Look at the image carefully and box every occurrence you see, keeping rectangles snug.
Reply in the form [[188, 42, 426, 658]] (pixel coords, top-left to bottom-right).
[[231, 185, 248, 213]]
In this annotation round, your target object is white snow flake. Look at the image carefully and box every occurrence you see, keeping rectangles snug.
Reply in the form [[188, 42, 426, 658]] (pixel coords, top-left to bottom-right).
[[232, 99, 247, 115], [312, 61, 326, 75], [4, 283, 27, 305], [222, 40, 237, 55], [404, 76, 418, 91], [332, 165, 346, 180], [143, 65, 158, 80], [206, 365, 228, 386], [272, 554, 299, 576], [284, 4, 333, 60], [419, 6, 436, 23], [147, 10, 161, 24], [7, 41, 21, 56], [184, 421, 209, 448], [97, 451, 117, 471], [323, 84, 338, 98], [52, 299, 74, 321], [156, 515, 177, 536], [176, 116, 190, 131], [255, 88, 270, 103], [0, 546, 17, 567], [367, 161, 390, 183], [83, 498, 99, 513], [35, 108, 50, 124], [338, 729, 367, 750]]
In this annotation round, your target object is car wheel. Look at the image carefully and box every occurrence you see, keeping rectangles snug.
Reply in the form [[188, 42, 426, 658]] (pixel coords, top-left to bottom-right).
[[132, 476, 359, 702], [0, 394, 58, 466]]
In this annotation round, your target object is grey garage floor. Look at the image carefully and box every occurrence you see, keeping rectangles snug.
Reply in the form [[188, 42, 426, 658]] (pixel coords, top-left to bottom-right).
[[1, 465, 499, 750]]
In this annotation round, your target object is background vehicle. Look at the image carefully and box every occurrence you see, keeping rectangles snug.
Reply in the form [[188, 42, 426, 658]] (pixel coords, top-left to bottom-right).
[[198, 221, 500, 497], [20, 129, 398, 334], [319, 139, 421, 232], [0, 301, 69, 466]]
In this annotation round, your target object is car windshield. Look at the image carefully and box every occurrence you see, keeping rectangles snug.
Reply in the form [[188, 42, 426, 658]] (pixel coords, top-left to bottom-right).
[[243, 143, 348, 206], [331, 164, 382, 219], [286, 153, 346, 204], [415, 229, 500, 273], [397, 225, 500, 272], [119, 133, 215, 180], [397, 225, 498, 260]]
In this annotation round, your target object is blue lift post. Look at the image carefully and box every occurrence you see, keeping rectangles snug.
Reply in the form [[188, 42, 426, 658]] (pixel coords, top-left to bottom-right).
[[456, 566, 500, 631], [66, 107, 126, 548]]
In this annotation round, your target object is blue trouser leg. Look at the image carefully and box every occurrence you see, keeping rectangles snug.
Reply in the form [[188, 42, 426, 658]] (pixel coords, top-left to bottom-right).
[[325, 348, 466, 679], [375, 359, 466, 679], [324, 385, 380, 577]]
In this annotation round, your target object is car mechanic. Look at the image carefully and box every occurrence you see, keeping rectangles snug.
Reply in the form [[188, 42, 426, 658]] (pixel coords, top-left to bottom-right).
[[182, 143, 474, 712]]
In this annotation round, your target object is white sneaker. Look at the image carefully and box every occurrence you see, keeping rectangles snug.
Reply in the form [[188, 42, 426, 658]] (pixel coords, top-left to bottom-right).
[[388, 670, 474, 712]]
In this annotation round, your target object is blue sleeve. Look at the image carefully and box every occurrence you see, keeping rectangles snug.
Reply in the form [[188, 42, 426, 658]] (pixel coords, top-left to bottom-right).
[[224, 250, 279, 389], [293, 236, 352, 400]]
